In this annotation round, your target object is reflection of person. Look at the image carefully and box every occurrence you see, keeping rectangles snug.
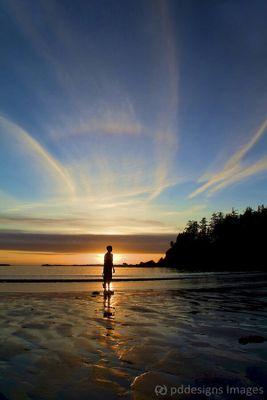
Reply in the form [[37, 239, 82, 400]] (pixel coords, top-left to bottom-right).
[[103, 245, 115, 292], [103, 291, 113, 318]]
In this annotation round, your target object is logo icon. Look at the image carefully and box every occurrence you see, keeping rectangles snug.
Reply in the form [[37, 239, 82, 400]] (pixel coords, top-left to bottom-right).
[[155, 385, 168, 396]]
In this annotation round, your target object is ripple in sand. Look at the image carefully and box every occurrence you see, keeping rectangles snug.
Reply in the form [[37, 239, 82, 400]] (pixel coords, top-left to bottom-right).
[[131, 371, 182, 400]]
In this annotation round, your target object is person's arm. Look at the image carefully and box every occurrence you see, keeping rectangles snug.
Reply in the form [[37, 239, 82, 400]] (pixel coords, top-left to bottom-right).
[[112, 254, 115, 273], [103, 254, 106, 276]]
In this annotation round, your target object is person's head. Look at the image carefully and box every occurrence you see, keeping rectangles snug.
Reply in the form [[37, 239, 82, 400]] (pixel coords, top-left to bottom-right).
[[106, 245, 112, 253]]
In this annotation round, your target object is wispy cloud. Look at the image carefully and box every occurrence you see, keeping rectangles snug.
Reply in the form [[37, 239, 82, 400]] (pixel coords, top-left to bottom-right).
[[149, 0, 180, 199], [0, 0, 184, 240], [189, 118, 267, 198], [0, 116, 75, 195], [208, 156, 267, 195], [3, 0, 181, 204], [0, 208, 173, 235], [49, 106, 142, 139]]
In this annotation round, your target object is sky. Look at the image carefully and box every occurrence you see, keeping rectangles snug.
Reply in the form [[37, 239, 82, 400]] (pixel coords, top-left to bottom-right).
[[0, 0, 267, 264]]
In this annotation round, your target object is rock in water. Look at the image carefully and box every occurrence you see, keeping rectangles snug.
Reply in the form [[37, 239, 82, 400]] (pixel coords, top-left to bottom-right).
[[238, 335, 266, 345]]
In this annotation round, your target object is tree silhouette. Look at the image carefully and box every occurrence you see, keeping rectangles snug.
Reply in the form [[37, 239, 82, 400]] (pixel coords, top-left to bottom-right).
[[158, 205, 266, 271]]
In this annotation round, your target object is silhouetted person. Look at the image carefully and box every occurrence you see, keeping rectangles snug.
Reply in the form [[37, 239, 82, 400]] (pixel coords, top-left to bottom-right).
[[103, 245, 115, 292]]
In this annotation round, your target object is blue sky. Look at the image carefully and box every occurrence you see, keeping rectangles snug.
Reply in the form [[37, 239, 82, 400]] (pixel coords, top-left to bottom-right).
[[0, 0, 267, 257]]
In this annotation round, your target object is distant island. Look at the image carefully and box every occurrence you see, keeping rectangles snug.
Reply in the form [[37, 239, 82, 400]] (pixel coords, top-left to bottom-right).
[[158, 205, 266, 271], [42, 261, 157, 267], [122, 260, 157, 268], [0, 264, 11, 266], [42, 264, 102, 267]]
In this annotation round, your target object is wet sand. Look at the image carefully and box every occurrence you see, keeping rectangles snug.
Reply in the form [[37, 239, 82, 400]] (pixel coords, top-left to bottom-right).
[[0, 284, 266, 399]]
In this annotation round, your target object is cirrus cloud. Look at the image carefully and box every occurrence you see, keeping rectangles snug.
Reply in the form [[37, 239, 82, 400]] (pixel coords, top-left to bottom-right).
[[189, 118, 267, 198]]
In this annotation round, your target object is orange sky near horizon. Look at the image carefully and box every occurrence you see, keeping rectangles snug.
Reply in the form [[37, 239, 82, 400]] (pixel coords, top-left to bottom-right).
[[0, 250, 163, 265]]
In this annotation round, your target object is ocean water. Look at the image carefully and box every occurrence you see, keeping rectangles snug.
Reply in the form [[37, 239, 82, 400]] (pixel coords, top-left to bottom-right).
[[0, 265, 178, 279], [0, 265, 266, 293]]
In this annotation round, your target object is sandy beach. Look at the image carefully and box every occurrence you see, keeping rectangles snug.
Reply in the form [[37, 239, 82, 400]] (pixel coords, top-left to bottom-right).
[[0, 275, 266, 400]]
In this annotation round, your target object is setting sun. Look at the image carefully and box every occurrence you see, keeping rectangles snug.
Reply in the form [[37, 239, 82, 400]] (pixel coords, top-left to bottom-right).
[[96, 253, 123, 265]]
